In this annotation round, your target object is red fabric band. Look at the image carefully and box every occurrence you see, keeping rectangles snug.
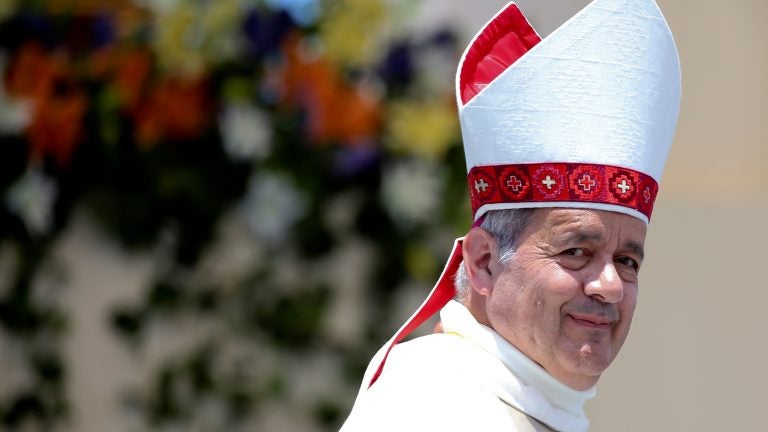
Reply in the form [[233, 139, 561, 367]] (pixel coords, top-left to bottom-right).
[[367, 239, 464, 388], [468, 163, 659, 221]]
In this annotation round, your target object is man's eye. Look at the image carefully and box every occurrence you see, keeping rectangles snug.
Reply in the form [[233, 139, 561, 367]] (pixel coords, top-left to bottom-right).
[[616, 256, 638, 270], [563, 248, 586, 257]]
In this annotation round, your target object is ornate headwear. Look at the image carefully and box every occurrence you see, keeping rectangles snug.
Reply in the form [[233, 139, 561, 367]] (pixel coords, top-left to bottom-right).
[[367, 0, 681, 387], [460, 1, 680, 224]]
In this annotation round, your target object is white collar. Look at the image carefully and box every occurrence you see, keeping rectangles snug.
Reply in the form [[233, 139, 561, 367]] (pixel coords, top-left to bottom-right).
[[440, 300, 595, 432]]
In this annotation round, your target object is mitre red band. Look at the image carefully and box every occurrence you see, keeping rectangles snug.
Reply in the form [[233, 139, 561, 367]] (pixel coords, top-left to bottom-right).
[[468, 163, 659, 221]]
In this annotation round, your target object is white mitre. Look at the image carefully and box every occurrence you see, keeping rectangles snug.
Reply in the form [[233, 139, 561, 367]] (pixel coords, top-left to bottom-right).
[[457, 0, 681, 224]]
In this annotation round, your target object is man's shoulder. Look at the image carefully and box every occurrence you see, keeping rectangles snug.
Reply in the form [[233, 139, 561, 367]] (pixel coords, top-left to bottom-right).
[[369, 332, 502, 399], [342, 334, 518, 431], [390, 332, 504, 370], [390, 332, 467, 361]]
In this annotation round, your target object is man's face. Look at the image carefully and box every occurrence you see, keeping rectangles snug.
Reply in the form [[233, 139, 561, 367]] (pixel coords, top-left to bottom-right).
[[486, 208, 647, 390]]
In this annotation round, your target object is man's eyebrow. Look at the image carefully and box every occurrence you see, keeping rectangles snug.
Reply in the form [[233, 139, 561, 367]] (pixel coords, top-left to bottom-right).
[[560, 231, 645, 260], [624, 240, 645, 260], [561, 231, 604, 244]]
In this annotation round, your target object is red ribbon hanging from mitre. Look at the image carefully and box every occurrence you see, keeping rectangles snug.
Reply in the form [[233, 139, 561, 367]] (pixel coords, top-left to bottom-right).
[[367, 2, 541, 388]]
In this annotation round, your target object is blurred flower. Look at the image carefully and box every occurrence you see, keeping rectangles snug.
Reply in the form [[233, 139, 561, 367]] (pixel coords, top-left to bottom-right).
[[380, 158, 444, 228], [0, 94, 30, 134], [90, 13, 116, 49], [5, 43, 88, 165], [111, 5, 152, 41], [404, 243, 438, 282], [0, 0, 16, 21], [90, 46, 153, 112], [241, 171, 308, 245], [318, 0, 387, 66], [151, 4, 204, 75], [277, 33, 381, 145], [414, 34, 458, 96], [134, 76, 211, 147], [0, 55, 32, 134], [5, 165, 57, 236], [59, 15, 114, 54], [385, 98, 458, 160], [151, 0, 241, 75], [26, 87, 88, 166], [242, 9, 295, 59], [333, 143, 380, 177], [5, 42, 62, 103], [200, 0, 242, 62], [135, 0, 180, 14], [378, 41, 415, 88], [219, 102, 272, 162], [265, 0, 319, 26]]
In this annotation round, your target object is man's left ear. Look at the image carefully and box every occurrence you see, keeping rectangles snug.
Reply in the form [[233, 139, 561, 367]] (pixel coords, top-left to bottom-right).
[[462, 227, 498, 297]]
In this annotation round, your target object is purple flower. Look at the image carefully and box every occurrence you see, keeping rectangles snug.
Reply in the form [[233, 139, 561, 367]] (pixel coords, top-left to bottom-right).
[[242, 9, 295, 59], [378, 41, 414, 87], [333, 143, 381, 178], [91, 13, 115, 49]]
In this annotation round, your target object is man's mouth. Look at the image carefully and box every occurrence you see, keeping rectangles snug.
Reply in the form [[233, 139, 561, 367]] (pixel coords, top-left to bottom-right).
[[567, 313, 613, 329]]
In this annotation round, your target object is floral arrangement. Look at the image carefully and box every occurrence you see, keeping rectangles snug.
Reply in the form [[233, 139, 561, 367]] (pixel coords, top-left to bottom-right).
[[0, 0, 469, 430]]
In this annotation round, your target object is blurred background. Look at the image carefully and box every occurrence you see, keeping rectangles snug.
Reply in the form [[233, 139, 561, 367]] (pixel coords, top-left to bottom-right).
[[0, 0, 765, 431]]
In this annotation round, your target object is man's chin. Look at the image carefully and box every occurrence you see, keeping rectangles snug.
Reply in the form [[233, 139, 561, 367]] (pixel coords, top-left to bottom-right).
[[554, 345, 616, 386]]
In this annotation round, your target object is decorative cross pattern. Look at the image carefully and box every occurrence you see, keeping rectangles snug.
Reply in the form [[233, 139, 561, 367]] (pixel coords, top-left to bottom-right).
[[541, 176, 556, 190], [617, 179, 631, 194], [467, 163, 658, 221], [578, 174, 596, 191], [506, 175, 522, 192]]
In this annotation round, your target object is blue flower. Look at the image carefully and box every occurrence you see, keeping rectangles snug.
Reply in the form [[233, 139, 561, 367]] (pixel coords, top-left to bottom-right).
[[264, 0, 320, 27]]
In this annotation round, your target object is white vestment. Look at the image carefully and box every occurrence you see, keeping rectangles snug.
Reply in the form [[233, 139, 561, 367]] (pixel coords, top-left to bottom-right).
[[340, 301, 595, 432]]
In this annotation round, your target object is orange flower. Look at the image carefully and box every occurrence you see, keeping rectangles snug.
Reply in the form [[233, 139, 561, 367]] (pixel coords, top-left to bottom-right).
[[134, 76, 211, 147], [26, 90, 88, 166], [277, 33, 380, 145], [114, 48, 152, 110], [90, 46, 153, 111], [5, 42, 62, 102], [5, 42, 88, 166]]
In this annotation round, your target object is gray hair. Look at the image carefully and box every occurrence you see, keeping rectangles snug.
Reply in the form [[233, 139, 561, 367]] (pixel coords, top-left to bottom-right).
[[454, 208, 536, 300]]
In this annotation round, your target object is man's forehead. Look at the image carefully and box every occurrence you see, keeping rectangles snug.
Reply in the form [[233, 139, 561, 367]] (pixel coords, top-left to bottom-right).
[[530, 208, 647, 242]]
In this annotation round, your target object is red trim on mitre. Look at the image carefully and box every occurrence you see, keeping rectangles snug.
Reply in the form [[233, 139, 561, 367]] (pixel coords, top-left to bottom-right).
[[468, 163, 660, 221], [459, 3, 541, 105]]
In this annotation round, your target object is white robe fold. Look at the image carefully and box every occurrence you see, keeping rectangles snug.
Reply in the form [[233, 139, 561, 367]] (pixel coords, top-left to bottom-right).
[[340, 301, 595, 432]]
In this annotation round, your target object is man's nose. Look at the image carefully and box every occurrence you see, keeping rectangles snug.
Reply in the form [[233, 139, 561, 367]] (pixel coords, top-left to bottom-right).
[[583, 261, 624, 304]]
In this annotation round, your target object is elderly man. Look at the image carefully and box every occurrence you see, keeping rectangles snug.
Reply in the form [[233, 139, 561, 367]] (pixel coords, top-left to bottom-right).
[[341, 0, 681, 430]]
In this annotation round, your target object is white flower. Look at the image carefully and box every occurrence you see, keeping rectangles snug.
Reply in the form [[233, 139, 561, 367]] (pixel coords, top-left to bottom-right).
[[5, 166, 57, 236], [219, 102, 272, 162], [241, 171, 308, 245], [414, 45, 457, 96], [0, 94, 32, 135], [380, 158, 444, 229]]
